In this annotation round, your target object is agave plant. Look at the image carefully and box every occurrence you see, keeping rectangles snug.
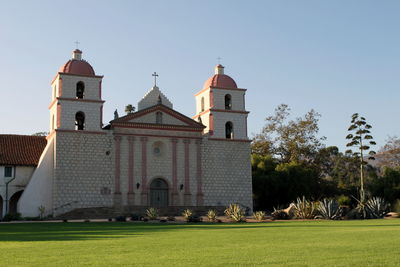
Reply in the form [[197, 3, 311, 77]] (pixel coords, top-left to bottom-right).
[[145, 207, 159, 220], [317, 198, 341, 220], [224, 204, 245, 222], [182, 209, 193, 222], [207, 210, 218, 222], [292, 196, 317, 219], [252, 211, 266, 221], [365, 197, 389, 219]]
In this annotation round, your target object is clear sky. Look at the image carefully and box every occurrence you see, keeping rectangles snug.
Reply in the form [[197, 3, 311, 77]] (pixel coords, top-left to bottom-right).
[[1, 1, 399, 151]]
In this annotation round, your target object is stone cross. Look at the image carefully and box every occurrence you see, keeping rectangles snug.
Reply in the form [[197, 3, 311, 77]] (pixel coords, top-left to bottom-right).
[[152, 72, 159, 86], [75, 41, 80, 49]]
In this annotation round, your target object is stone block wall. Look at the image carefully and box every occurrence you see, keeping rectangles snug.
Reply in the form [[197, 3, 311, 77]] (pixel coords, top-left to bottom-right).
[[211, 111, 248, 140], [53, 131, 113, 215], [58, 74, 102, 100], [201, 138, 253, 211]]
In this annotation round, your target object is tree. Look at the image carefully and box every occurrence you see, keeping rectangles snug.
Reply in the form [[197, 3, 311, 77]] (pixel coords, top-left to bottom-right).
[[345, 113, 376, 203], [125, 104, 135, 114], [252, 104, 325, 163], [376, 136, 400, 168]]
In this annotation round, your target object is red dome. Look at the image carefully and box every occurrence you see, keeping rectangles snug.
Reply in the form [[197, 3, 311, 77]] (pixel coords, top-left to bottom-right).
[[59, 59, 95, 76], [203, 74, 237, 90]]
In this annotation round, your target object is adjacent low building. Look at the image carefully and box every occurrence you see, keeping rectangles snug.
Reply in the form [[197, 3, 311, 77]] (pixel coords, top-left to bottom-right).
[[0, 135, 46, 218]]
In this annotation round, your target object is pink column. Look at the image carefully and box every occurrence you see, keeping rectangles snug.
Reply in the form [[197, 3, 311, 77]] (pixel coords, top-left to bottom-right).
[[140, 137, 148, 205], [127, 136, 135, 206], [183, 139, 192, 206], [195, 139, 204, 206], [170, 138, 179, 205], [113, 135, 122, 206]]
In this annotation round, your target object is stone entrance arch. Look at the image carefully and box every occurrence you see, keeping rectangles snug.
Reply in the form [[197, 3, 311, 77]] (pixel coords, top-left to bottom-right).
[[9, 190, 23, 215], [150, 178, 169, 207]]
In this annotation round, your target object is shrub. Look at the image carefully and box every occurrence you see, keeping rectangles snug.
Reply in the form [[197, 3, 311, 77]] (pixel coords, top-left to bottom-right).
[[146, 208, 159, 220], [207, 210, 218, 222], [23, 216, 41, 221], [224, 204, 245, 222], [188, 215, 203, 223], [63, 219, 68, 223], [130, 214, 142, 221], [108, 218, 113, 222], [317, 198, 341, 220], [115, 215, 127, 222], [365, 197, 389, 218], [349, 197, 389, 219], [337, 195, 351, 207], [2, 213, 22, 222], [166, 216, 176, 221], [252, 211, 266, 221], [292, 196, 317, 219], [38, 205, 46, 220], [182, 209, 193, 222], [84, 219, 90, 223], [271, 209, 290, 220], [393, 199, 400, 213]]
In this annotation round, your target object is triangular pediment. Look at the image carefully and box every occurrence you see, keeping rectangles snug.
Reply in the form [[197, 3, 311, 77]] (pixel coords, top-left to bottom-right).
[[111, 104, 205, 130]]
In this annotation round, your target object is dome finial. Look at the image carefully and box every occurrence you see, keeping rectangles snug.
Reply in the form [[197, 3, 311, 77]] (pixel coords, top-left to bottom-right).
[[72, 49, 82, 60], [215, 64, 224, 75]]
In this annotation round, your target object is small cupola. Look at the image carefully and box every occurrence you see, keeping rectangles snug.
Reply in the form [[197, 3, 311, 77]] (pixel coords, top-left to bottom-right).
[[215, 64, 225, 75], [72, 49, 82, 60]]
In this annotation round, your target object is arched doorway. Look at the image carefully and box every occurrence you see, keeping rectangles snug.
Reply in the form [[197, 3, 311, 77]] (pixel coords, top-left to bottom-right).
[[9, 190, 23, 215], [150, 178, 168, 207]]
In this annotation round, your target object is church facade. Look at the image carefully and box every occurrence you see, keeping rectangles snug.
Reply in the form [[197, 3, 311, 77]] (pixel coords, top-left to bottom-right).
[[17, 49, 252, 217]]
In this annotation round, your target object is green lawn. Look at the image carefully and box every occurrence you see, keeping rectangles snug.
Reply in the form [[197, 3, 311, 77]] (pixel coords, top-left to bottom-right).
[[0, 220, 399, 266]]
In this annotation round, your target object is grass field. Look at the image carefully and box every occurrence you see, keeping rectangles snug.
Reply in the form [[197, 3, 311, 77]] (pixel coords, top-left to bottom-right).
[[0, 220, 399, 266]]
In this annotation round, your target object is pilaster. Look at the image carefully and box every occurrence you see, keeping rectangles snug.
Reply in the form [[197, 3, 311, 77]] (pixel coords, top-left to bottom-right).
[[195, 139, 204, 205], [127, 136, 135, 206], [183, 139, 192, 206], [140, 137, 148, 205], [170, 138, 179, 205], [113, 135, 122, 207]]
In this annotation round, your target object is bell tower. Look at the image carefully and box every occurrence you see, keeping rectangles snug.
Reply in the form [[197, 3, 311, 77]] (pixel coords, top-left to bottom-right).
[[194, 64, 249, 140], [48, 49, 104, 134]]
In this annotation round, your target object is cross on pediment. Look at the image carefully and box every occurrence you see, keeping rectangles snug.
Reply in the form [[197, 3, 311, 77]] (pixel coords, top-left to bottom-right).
[[152, 72, 159, 86]]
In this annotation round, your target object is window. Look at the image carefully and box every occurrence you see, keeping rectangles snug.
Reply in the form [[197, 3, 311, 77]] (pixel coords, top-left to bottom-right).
[[75, 112, 85, 130], [152, 141, 165, 157], [156, 112, 163, 124], [201, 97, 205, 112], [76, 81, 85, 99], [225, 94, 232, 110], [4, 166, 13, 177], [225, 121, 233, 139]]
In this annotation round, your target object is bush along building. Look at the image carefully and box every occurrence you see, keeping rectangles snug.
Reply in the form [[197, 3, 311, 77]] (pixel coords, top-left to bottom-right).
[[6, 49, 252, 218]]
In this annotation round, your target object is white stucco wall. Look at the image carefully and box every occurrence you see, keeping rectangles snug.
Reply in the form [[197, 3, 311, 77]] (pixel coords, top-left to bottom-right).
[[18, 138, 54, 217], [0, 165, 35, 217], [130, 112, 187, 126]]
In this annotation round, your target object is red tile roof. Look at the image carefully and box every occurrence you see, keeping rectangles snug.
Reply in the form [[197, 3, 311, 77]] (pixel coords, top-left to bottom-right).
[[0, 135, 47, 166], [203, 74, 238, 90], [59, 59, 95, 76]]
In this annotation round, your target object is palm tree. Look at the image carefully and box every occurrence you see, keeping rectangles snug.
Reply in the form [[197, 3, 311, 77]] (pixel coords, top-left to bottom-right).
[[125, 104, 135, 114]]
